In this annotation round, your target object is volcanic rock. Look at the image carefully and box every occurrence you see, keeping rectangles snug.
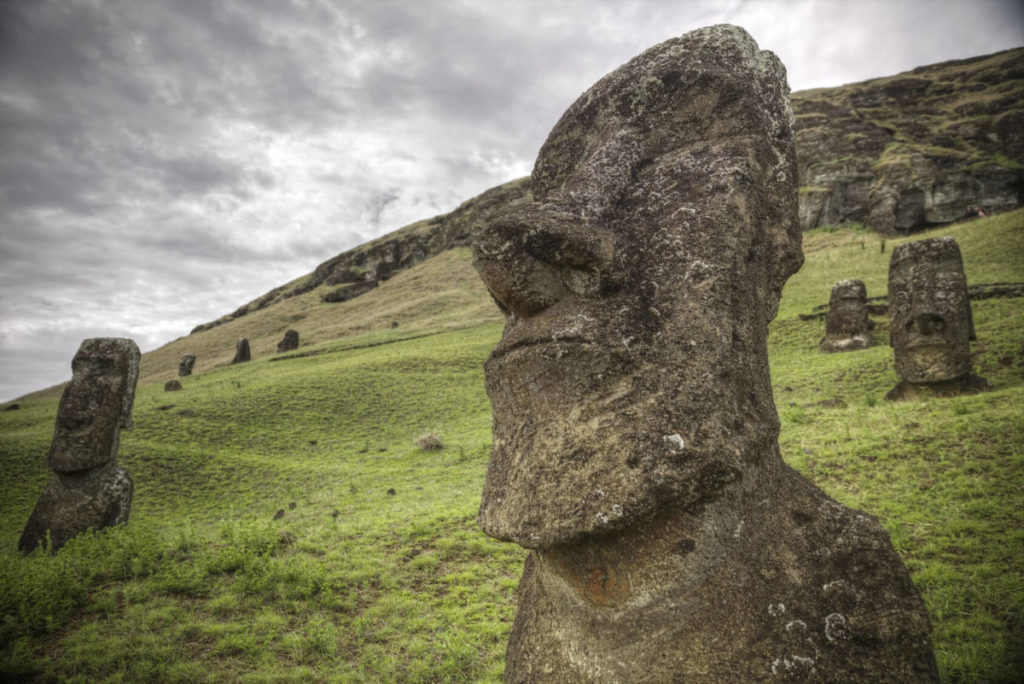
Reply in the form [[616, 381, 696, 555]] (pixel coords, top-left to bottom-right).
[[473, 25, 937, 682]]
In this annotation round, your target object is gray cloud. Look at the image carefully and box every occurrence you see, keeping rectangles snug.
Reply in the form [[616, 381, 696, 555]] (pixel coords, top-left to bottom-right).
[[1, 0, 1022, 400]]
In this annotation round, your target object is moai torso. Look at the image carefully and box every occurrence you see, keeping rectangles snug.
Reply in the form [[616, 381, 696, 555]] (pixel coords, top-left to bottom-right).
[[473, 24, 938, 682]]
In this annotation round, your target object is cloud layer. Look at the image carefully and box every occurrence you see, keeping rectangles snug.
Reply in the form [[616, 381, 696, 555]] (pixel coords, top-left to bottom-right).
[[1, 0, 1022, 400]]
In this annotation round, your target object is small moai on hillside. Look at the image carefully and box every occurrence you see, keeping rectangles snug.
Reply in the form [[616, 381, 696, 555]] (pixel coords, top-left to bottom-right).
[[819, 279, 874, 352], [277, 329, 299, 353], [164, 379, 183, 392], [472, 25, 938, 682], [886, 236, 990, 400], [178, 353, 196, 376], [232, 337, 251, 364], [19, 338, 140, 553]]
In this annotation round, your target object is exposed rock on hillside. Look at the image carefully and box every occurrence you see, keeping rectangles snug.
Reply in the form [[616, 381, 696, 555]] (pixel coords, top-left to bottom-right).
[[190, 48, 1022, 335], [190, 178, 529, 334], [795, 48, 1024, 233]]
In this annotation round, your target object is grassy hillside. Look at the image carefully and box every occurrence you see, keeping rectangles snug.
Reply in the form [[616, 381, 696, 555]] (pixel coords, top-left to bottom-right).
[[1, 210, 1022, 682]]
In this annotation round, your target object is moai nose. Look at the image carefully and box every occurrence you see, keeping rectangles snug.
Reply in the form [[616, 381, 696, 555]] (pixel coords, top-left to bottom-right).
[[913, 313, 946, 335]]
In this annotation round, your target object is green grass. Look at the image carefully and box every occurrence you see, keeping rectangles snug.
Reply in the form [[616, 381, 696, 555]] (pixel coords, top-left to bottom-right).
[[1, 210, 1023, 681]]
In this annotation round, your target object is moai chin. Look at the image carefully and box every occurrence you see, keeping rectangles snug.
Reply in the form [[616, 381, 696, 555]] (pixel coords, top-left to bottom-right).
[[178, 353, 196, 377], [473, 25, 938, 682], [232, 337, 251, 364], [886, 237, 990, 400], [819, 279, 874, 352], [19, 338, 139, 553]]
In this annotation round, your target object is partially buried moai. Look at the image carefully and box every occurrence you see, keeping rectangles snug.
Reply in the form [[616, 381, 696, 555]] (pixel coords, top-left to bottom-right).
[[19, 338, 140, 553], [473, 25, 937, 682], [178, 353, 196, 376], [819, 279, 874, 352], [277, 329, 299, 353], [232, 337, 251, 364], [886, 236, 990, 400]]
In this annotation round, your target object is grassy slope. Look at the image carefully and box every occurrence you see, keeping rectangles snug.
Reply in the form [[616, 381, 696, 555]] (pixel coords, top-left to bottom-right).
[[1, 210, 1022, 682]]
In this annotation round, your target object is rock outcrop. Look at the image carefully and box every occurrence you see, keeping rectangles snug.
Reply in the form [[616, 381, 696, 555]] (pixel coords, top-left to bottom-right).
[[819, 279, 874, 352], [189, 178, 530, 334], [795, 48, 1024, 233], [885, 237, 991, 400], [19, 338, 139, 553], [473, 25, 937, 682]]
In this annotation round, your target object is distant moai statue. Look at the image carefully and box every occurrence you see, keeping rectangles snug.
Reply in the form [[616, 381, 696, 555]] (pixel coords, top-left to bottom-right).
[[886, 236, 990, 400], [178, 353, 196, 376], [164, 379, 183, 392], [819, 279, 874, 352], [472, 25, 938, 682], [232, 338, 251, 364], [277, 329, 299, 353], [19, 338, 140, 553]]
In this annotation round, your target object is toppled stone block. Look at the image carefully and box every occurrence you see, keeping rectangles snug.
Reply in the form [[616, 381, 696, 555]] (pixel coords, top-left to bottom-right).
[[819, 279, 874, 352], [886, 236, 990, 400], [473, 25, 937, 682], [19, 338, 139, 553]]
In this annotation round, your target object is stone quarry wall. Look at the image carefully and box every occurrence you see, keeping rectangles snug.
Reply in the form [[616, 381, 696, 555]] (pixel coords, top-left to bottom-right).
[[794, 47, 1024, 233]]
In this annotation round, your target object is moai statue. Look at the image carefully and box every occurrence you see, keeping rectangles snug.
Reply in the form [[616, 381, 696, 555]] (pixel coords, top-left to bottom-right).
[[178, 353, 196, 376], [473, 25, 938, 682], [886, 237, 990, 400], [819, 279, 874, 352], [232, 337, 251, 364], [277, 329, 299, 353], [19, 338, 140, 553]]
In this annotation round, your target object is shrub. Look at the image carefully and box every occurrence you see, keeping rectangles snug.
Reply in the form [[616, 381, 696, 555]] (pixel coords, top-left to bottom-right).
[[414, 432, 444, 451]]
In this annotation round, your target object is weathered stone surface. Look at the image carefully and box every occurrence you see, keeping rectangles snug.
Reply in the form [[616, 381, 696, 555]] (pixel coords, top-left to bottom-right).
[[819, 279, 874, 352], [232, 338, 251, 364], [164, 379, 183, 392], [178, 353, 196, 376], [19, 338, 139, 553], [47, 338, 140, 474], [277, 329, 299, 353], [474, 25, 937, 681], [18, 462, 133, 553], [886, 236, 990, 400], [794, 48, 1024, 233]]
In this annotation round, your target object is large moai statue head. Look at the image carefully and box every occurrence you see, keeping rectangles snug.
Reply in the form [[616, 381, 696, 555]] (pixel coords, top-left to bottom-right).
[[473, 25, 937, 682], [178, 353, 196, 377], [277, 329, 299, 353], [20, 338, 139, 553], [47, 338, 140, 473], [886, 237, 989, 399], [474, 24, 802, 549], [232, 337, 251, 364], [819, 279, 873, 352]]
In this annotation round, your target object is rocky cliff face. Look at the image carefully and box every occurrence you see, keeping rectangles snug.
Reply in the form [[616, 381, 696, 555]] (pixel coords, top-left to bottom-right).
[[191, 48, 1023, 334], [795, 47, 1023, 233]]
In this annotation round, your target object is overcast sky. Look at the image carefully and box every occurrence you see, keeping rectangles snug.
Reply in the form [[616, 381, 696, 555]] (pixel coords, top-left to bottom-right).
[[1, 0, 1022, 401]]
